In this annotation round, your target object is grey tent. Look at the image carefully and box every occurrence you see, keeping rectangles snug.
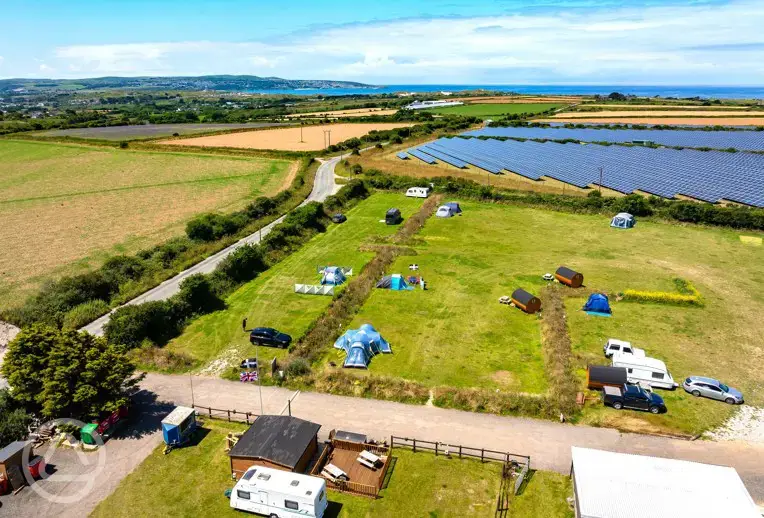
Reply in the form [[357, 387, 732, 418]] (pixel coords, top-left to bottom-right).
[[445, 202, 462, 214], [611, 212, 635, 229]]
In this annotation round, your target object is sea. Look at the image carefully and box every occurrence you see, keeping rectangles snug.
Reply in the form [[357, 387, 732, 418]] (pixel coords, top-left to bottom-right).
[[248, 84, 764, 100]]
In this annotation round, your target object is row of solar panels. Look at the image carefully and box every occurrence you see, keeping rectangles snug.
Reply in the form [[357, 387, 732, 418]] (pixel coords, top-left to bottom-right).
[[463, 126, 764, 151], [400, 138, 764, 207]]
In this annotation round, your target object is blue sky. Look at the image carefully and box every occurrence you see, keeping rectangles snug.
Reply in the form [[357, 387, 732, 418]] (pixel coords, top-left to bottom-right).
[[1, 0, 763, 84]]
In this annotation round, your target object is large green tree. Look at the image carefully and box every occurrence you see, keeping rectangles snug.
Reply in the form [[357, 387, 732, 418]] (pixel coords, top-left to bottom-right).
[[0, 389, 30, 445], [1, 325, 142, 419]]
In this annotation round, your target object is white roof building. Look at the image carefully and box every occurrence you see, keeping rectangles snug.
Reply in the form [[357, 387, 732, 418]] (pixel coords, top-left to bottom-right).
[[571, 447, 760, 518]]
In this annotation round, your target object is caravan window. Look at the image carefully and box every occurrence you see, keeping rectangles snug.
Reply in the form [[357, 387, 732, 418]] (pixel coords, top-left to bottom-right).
[[237, 490, 251, 500], [651, 372, 665, 380], [285, 500, 299, 510]]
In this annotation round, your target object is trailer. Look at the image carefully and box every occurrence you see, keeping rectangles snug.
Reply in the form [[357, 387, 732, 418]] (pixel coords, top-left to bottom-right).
[[230, 465, 328, 518], [611, 353, 678, 390], [161, 406, 197, 453]]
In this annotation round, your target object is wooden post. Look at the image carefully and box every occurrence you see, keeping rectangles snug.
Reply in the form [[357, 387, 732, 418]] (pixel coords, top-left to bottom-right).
[[208, 406, 212, 418], [227, 409, 231, 422], [481, 448, 485, 463], [413, 439, 416, 453], [459, 445, 462, 459], [435, 442, 438, 456]]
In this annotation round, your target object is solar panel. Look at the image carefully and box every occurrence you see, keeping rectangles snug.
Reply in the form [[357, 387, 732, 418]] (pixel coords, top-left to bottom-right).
[[465, 126, 764, 152], [407, 148, 436, 164], [396, 152, 409, 160], [411, 137, 764, 207]]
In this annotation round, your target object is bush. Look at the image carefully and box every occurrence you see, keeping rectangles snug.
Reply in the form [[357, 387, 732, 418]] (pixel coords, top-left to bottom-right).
[[176, 274, 223, 314], [0, 390, 30, 446], [101, 255, 146, 286], [614, 194, 654, 217], [621, 279, 702, 307], [104, 300, 179, 348], [285, 358, 311, 377], [62, 299, 111, 329], [213, 244, 266, 284]]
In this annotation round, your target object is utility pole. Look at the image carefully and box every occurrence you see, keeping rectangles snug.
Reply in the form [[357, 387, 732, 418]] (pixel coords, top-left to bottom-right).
[[598, 166, 604, 193], [255, 340, 264, 415], [299, 123, 304, 143], [190, 374, 195, 408]]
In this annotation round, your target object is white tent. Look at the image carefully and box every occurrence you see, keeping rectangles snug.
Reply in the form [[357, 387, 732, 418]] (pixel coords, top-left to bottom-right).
[[610, 212, 635, 229]]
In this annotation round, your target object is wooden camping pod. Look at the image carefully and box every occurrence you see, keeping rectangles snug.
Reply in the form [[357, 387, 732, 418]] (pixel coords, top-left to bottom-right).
[[511, 289, 541, 314], [555, 266, 584, 288]]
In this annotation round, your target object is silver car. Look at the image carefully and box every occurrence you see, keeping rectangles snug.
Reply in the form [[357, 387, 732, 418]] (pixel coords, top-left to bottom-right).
[[683, 376, 744, 404]]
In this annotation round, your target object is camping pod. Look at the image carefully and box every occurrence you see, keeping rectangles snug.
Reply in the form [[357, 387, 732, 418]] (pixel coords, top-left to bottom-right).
[[555, 266, 584, 288], [511, 289, 541, 314], [586, 365, 627, 390]]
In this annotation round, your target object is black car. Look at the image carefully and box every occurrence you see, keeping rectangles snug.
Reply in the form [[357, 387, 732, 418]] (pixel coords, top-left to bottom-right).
[[332, 213, 347, 224], [249, 327, 292, 348], [603, 384, 667, 414], [385, 208, 402, 225]]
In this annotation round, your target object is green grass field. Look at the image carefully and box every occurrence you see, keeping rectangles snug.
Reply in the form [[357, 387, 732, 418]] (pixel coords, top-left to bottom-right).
[[164, 193, 423, 372], [425, 103, 562, 119], [345, 201, 763, 434], [91, 419, 572, 518], [0, 139, 295, 309]]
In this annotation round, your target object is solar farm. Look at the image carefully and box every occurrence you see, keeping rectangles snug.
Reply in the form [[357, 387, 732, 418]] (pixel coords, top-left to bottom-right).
[[402, 135, 764, 207], [463, 126, 764, 151]]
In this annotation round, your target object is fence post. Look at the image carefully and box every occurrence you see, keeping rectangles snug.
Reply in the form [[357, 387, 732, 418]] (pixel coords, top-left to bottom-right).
[[246, 412, 250, 424], [413, 439, 416, 453], [227, 409, 231, 422], [288, 399, 291, 417], [208, 406, 212, 418], [481, 448, 485, 463], [435, 442, 438, 456], [459, 445, 462, 459]]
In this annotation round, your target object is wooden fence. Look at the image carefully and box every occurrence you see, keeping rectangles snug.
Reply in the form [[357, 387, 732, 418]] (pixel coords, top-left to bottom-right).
[[389, 436, 530, 468], [192, 405, 258, 424]]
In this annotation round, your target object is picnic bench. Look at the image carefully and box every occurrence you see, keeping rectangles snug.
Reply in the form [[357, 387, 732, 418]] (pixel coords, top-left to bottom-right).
[[357, 450, 382, 470]]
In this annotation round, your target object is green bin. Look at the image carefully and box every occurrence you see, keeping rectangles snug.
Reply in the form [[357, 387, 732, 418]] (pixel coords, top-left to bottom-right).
[[81, 423, 99, 445]]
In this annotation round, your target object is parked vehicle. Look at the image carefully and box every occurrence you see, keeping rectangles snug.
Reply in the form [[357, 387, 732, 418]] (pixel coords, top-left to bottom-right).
[[586, 365, 628, 390], [230, 466, 328, 518], [603, 339, 645, 359], [683, 376, 744, 405], [611, 353, 678, 390], [240, 358, 258, 369], [603, 384, 667, 414], [249, 327, 292, 348], [385, 208, 402, 225], [331, 213, 347, 224], [405, 187, 430, 198]]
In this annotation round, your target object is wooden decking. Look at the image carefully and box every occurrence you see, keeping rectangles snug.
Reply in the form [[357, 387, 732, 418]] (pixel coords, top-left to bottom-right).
[[326, 448, 387, 488]]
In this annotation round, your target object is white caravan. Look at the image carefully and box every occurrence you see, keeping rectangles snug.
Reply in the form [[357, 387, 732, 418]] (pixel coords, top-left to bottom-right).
[[405, 187, 430, 198], [230, 466, 328, 518], [611, 353, 678, 390], [603, 339, 645, 359]]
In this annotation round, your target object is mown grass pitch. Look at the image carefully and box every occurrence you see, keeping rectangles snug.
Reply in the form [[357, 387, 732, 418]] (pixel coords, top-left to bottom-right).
[[0, 140, 295, 308], [164, 193, 424, 371], [348, 201, 763, 434], [91, 418, 573, 518], [424, 102, 562, 119]]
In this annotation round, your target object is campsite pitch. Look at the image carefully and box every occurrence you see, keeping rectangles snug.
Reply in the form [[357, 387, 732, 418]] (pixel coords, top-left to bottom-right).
[[164, 193, 424, 372], [0, 139, 295, 309], [160, 123, 414, 151], [423, 102, 562, 120]]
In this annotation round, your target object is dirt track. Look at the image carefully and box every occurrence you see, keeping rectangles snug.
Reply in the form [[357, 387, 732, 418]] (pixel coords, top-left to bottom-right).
[[161, 123, 413, 151]]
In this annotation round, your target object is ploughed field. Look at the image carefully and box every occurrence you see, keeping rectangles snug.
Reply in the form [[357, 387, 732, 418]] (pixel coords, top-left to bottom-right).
[[160, 123, 414, 151], [0, 140, 295, 309], [34, 122, 288, 140]]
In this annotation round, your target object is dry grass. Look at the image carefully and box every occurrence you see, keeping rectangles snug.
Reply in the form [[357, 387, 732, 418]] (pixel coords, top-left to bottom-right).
[[0, 140, 295, 308], [538, 117, 764, 126], [160, 123, 414, 151], [581, 104, 752, 110], [286, 108, 398, 118], [452, 96, 583, 104]]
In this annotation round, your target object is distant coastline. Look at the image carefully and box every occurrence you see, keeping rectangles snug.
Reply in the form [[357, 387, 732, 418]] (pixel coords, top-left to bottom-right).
[[247, 84, 764, 99]]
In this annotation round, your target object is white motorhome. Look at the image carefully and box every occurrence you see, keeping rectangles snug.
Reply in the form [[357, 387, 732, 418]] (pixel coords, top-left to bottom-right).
[[405, 187, 430, 198], [611, 353, 678, 390], [603, 339, 645, 359], [230, 466, 328, 518]]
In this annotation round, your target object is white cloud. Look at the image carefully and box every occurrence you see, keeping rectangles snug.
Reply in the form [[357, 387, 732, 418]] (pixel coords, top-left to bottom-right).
[[47, 0, 764, 84], [39, 63, 54, 73]]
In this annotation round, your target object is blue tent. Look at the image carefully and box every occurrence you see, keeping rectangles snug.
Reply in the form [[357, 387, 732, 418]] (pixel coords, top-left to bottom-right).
[[376, 274, 413, 291], [583, 293, 612, 315], [321, 266, 347, 286], [610, 212, 635, 229], [334, 324, 392, 368]]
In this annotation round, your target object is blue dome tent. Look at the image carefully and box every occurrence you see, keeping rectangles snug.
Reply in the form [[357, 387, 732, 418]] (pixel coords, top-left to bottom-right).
[[376, 274, 413, 291], [333, 324, 392, 368], [583, 293, 612, 316], [321, 266, 347, 286]]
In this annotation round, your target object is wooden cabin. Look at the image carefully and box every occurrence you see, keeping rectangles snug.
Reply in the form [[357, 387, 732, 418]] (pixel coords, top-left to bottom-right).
[[555, 266, 584, 288], [511, 289, 541, 314]]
